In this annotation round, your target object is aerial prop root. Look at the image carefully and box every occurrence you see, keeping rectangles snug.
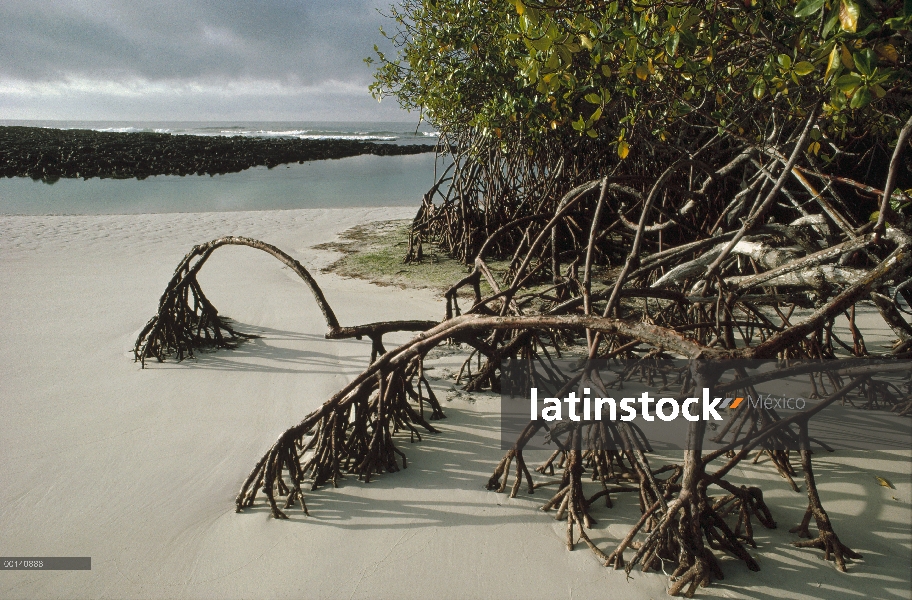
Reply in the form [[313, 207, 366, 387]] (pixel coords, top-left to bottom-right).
[[235, 358, 442, 519], [788, 419, 862, 571], [134, 236, 341, 367]]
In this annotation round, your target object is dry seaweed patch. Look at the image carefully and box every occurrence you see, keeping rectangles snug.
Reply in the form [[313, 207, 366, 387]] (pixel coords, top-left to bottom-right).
[[314, 220, 471, 292], [315, 219, 573, 302]]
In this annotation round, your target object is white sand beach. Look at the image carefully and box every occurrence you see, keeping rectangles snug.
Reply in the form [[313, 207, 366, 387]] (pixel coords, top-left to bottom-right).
[[1, 208, 910, 599]]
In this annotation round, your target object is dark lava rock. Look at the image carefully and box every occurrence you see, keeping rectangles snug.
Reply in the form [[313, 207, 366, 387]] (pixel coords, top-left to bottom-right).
[[0, 126, 437, 182]]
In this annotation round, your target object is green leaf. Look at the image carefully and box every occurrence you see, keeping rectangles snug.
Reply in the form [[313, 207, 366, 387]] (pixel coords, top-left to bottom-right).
[[794, 61, 815, 76], [584, 92, 602, 104], [849, 85, 872, 108], [836, 73, 862, 94], [777, 54, 792, 70], [588, 106, 603, 123], [884, 15, 912, 30], [853, 51, 874, 77], [545, 52, 560, 69], [753, 79, 767, 99], [666, 32, 680, 57], [794, 0, 825, 17], [530, 36, 552, 52], [822, 11, 839, 37]]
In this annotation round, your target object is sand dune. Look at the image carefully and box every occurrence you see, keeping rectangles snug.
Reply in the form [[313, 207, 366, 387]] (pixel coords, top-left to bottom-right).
[[1, 208, 909, 599]]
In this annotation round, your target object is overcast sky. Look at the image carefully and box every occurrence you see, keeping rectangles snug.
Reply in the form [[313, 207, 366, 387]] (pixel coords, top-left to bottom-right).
[[0, 0, 414, 122]]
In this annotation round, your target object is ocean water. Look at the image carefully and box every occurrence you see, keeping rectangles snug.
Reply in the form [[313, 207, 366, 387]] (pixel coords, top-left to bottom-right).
[[0, 120, 439, 145], [0, 120, 446, 215]]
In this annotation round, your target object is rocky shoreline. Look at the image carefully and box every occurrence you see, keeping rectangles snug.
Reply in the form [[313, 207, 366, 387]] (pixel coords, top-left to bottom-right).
[[0, 126, 437, 182]]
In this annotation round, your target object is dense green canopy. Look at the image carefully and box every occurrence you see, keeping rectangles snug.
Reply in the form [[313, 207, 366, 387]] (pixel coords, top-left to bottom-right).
[[372, 0, 910, 163]]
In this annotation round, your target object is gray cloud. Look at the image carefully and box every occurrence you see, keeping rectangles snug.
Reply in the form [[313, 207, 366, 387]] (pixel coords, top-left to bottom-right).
[[0, 0, 411, 120]]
